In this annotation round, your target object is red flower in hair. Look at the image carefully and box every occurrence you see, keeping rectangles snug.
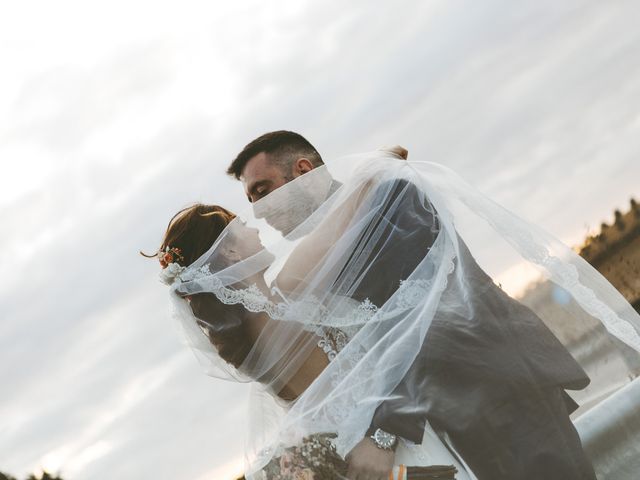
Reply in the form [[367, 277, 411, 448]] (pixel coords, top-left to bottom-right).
[[158, 247, 185, 269]]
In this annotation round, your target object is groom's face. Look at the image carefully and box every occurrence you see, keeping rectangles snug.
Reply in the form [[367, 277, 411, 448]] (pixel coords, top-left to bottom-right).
[[241, 152, 291, 203], [241, 152, 313, 203]]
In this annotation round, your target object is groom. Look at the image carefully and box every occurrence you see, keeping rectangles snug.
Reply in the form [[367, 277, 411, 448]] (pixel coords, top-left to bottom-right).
[[226, 130, 597, 480]]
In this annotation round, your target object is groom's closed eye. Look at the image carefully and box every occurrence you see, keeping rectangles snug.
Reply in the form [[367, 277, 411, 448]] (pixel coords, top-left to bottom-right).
[[247, 180, 272, 203]]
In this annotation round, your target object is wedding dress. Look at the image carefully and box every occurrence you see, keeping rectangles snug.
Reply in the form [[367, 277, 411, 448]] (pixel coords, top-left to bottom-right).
[[165, 152, 640, 479]]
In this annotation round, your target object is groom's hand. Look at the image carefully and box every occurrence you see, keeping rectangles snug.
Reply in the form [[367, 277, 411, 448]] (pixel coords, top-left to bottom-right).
[[346, 437, 395, 480], [379, 145, 409, 160]]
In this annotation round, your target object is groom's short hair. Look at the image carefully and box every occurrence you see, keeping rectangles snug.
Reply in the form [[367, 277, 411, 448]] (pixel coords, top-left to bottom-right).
[[227, 130, 323, 179]]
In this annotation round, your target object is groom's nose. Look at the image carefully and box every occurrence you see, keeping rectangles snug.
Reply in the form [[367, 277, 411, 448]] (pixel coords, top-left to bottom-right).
[[252, 201, 267, 220]]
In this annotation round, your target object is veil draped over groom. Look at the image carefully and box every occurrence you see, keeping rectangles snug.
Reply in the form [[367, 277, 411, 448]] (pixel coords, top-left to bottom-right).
[[168, 144, 640, 479]]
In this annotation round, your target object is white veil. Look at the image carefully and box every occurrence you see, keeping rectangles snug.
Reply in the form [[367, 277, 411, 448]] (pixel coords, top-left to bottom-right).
[[168, 151, 640, 478]]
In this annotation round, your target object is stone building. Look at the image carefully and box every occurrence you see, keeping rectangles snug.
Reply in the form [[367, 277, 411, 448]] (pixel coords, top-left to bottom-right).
[[578, 198, 640, 311]]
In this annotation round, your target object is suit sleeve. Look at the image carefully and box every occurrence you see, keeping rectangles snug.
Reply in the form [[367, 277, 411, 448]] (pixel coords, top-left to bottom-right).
[[337, 178, 440, 444]]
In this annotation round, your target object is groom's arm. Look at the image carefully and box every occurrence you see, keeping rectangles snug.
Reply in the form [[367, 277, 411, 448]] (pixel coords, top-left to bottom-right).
[[353, 178, 439, 436], [343, 178, 439, 478]]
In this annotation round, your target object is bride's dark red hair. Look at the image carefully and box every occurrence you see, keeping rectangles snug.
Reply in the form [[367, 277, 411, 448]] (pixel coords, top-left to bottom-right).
[[146, 203, 236, 267]]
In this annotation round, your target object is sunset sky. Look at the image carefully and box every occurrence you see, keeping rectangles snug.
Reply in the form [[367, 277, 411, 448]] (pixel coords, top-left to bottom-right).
[[1, 1, 640, 479]]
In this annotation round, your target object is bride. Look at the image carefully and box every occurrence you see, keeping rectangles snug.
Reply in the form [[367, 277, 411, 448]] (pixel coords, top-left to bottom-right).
[[148, 150, 640, 479]]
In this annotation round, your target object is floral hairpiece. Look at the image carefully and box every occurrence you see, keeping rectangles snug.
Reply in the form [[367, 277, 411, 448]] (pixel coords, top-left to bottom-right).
[[158, 246, 186, 285]]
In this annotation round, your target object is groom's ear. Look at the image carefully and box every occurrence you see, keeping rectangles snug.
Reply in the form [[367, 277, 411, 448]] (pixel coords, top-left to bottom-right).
[[293, 157, 314, 176]]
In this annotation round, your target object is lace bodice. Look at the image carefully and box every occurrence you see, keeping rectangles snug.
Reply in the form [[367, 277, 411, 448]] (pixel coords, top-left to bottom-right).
[[316, 326, 349, 362]]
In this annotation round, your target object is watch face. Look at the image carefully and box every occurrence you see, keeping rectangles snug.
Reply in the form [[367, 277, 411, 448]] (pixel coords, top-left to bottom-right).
[[374, 429, 396, 449]]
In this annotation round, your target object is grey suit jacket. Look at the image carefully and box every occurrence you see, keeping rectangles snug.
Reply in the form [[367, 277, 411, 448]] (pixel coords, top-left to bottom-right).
[[339, 178, 589, 443]]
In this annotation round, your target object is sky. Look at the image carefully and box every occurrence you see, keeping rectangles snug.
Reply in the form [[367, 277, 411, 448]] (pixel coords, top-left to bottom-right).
[[1, 1, 640, 479]]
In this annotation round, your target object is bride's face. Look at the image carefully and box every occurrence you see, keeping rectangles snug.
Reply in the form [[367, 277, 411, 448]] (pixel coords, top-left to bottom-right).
[[217, 221, 274, 288], [228, 221, 265, 260]]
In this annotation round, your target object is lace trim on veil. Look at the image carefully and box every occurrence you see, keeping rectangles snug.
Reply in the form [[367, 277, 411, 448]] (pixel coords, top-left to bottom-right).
[[177, 264, 453, 328], [484, 205, 640, 351], [178, 245, 458, 367]]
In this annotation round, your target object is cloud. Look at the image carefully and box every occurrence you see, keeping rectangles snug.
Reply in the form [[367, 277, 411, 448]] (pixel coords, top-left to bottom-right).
[[6, 42, 175, 152], [1, 1, 640, 479]]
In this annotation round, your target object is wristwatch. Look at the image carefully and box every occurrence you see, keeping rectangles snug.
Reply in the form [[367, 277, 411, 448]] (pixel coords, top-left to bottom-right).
[[369, 428, 397, 451]]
